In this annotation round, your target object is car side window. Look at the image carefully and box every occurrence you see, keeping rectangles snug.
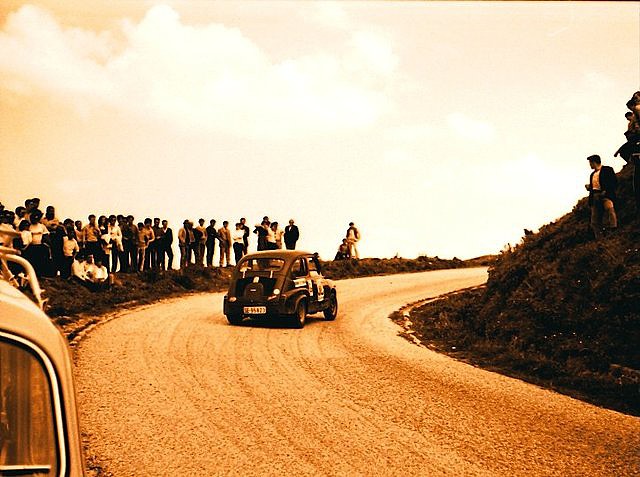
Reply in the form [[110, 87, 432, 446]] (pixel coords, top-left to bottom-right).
[[307, 257, 319, 277], [0, 336, 59, 475], [290, 259, 305, 278]]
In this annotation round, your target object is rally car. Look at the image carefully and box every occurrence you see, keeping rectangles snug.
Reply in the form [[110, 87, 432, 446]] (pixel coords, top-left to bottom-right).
[[223, 250, 338, 328]]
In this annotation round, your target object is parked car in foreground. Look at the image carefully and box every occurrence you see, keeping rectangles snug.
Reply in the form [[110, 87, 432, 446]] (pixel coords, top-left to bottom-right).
[[223, 250, 338, 328], [0, 239, 85, 476]]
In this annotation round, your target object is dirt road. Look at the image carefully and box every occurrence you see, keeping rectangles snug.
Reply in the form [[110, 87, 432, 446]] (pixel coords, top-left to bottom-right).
[[75, 268, 640, 476]]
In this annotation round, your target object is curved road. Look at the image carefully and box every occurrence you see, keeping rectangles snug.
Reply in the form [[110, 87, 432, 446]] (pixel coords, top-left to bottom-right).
[[75, 268, 640, 476]]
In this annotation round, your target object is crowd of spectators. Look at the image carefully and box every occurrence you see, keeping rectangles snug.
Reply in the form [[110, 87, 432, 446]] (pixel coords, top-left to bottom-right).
[[0, 199, 305, 287]]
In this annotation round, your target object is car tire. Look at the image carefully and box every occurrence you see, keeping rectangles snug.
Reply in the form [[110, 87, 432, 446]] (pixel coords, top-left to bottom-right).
[[323, 292, 338, 321], [292, 299, 306, 329], [227, 314, 243, 325]]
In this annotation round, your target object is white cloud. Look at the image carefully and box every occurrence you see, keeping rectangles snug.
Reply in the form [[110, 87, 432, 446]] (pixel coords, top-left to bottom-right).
[[446, 112, 495, 143], [0, 4, 394, 139], [349, 31, 399, 77]]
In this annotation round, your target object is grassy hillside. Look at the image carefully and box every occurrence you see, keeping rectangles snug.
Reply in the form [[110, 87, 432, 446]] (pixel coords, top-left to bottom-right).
[[394, 162, 640, 415]]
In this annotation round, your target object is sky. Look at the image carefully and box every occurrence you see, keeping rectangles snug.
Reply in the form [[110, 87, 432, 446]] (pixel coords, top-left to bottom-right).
[[1, 1, 639, 260]]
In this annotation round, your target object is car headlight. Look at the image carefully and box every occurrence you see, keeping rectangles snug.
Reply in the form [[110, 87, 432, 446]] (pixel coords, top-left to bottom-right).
[[273, 288, 280, 295], [229, 297, 237, 302]]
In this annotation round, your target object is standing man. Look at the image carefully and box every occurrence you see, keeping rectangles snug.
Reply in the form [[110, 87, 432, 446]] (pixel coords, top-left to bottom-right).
[[195, 218, 207, 266], [160, 220, 174, 270], [284, 219, 299, 250], [240, 217, 250, 255], [178, 220, 194, 269], [346, 222, 361, 259], [82, 214, 101, 260], [218, 221, 232, 267], [232, 223, 245, 265], [205, 219, 217, 267], [586, 154, 617, 239], [151, 218, 164, 269]]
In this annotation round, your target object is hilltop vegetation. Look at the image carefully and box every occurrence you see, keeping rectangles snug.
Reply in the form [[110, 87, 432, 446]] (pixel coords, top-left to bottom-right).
[[394, 163, 640, 415]]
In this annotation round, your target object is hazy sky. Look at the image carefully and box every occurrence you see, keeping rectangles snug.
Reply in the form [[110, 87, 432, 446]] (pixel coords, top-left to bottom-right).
[[1, 1, 638, 260]]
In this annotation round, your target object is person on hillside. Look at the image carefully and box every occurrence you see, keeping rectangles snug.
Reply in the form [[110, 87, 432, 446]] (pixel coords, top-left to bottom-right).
[[271, 221, 284, 249], [195, 218, 207, 266], [240, 217, 250, 255], [334, 239, 350, 260], [160, 219, 174, 270], [254, 220, 269, 251], [585, 154, 618, 239], [232, 222, 245, 265], [121, 215, 138, 272], [151, 217, 164, 269], [205, 219, 217, 267], [108, 215, 123, 272], [72, 254, 109, 291], [178, 220, 195, 269], [24, 209, 51, 277], [346, 222, 361, 259], [61, 224, 80, 279], [284, 219, 299, 250], [140, 218, 155, 271], [82, 214, 101, 260], [218, 221, 232, 267]]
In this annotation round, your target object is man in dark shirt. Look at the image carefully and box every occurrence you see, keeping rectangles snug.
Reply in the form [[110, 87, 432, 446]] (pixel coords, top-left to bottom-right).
[[284, 219, 299, 250], [205, 219, 217, 267], [586, 154, 617, 239]]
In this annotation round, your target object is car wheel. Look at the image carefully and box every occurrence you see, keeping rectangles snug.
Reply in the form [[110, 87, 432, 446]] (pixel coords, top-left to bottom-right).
[[323, 292, 338, 321], [292, 299, 306, 329], [227, 314, 243, 325]]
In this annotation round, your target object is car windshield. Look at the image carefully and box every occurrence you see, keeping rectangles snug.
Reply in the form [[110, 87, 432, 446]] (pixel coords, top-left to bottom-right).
[[239, 258, 285, 273]]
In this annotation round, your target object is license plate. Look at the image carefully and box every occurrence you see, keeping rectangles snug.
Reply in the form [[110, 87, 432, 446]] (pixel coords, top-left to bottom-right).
[[244, 306, 266, 314]]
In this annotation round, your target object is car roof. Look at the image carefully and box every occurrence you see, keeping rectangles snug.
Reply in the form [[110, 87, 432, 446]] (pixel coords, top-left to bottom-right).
[[240, 250, 316, 264]]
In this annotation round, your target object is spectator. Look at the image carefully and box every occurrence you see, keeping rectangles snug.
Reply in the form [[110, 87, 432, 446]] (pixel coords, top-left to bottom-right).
[[585, 154, 617, 239], [240, 218, 250, 255], [195, 218, 207, 266], [61, 224, 80, 279], [265, 221, 277, 250], [121, 215, 138, 273], [151, 218, 164, 269], [98, 215, 111, 273], [254, 220, 269, 251], [72, 254, 109, 291], [334, 239, 350, 260], [24, 209, 51, 277], [232, 223, 245, 265], [218, 221, 231, 267], [284, 219, 299, 250], [160, 220, 174, 270], [48, 220, 65, 277], [141, 218, 155, 271], [205, 219, 217, 267], [13, 206, 26, 228], [272, 221, 284, 249], [41, 205, 59, 230], [136, 221, 147, 271], [82, 215, 101, 260], [15, 219, 32, 252], [108, 215, 123, 272], [178, 220, 194, 269], [74, 220, 83, 242], [346, 222, 361, 259]]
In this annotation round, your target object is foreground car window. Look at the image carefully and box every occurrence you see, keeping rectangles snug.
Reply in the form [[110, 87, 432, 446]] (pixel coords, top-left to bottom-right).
[[0, 337, 58, 476], [239, 258, 285, 273]]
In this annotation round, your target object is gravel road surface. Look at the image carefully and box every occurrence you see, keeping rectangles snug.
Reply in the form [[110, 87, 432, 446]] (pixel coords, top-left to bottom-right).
[[75, 268, 640, 476]]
